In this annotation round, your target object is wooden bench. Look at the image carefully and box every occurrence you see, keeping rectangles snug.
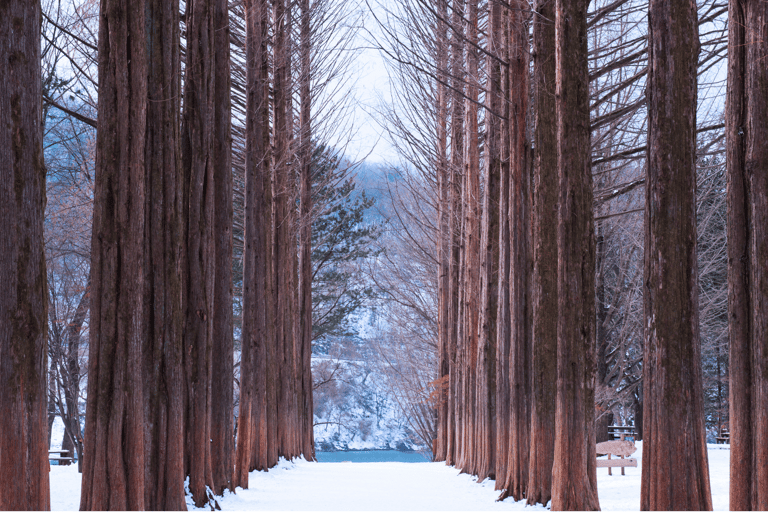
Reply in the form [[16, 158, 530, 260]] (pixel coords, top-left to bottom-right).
[[608, 425, 636, 442], [49, 450, 74, 466], [596, 440, 637, 476], [716, 428, 729, 445]]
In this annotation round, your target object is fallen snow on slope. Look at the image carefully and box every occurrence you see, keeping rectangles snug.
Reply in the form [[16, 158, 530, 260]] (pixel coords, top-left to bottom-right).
[[50, 443, 731, 511]]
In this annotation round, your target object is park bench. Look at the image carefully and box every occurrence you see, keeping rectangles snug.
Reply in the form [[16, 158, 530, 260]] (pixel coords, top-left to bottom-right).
[[596, 440, 637, 476], [49, 450, 74, 466], [716, 427, 729, 445], [608, 424, 636, 442]]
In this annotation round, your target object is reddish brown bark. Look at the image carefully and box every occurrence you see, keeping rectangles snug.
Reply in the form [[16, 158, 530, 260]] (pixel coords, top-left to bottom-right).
[[142, 0, 187, 509], [211, 0, 235, 494], [81, 1, 148, 509], [550, 0, 599, 508], [726, 1, 768, 509], [525, 0, 558, 506], [434, 0, 450, 463], [458, 0, 481, 476], [500, 2, 531, 501], [641, 0, 711, 509], [487, 0, 508, 487], [236, 0, 272, 487], [183, 0, 217, 504], [298, 0, 315, 460], [272, 0, 300, 461], [476, 0, 502, 484], [445, 0, 464, 467], [0, 1, 50, 509]]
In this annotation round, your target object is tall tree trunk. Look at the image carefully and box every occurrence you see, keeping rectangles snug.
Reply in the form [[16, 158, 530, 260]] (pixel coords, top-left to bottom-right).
[[550, 0, 599, 508], [594, 223, 613, 443], [0, 1, 50, 508], [525, 0, 558, 505], [476, 0, 502, 484], [641, 0, 711, 508], [460, 0, 481, 476], [501, 3, 531, 501], [491, 1, 511, 488], [236, 0, 272, 487], [273, 0, 299, 460], [142, 0, 187, 509], [211, 0, 235, 494], [65, 280, 88, 473], [445, 0, 464, 466], [727, 0, 768, 509], [434, 0, 450, 463], [298, 0, 315, 460], [183, 0, 217, 504], [81, 1, 148, 508]]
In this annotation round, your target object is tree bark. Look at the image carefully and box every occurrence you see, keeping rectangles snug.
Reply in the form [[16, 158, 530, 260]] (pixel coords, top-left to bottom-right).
[[182, 0, 217, 505], [211, 0, 235, 494], [550, 0, 599, 508], [726, 0, 768, 509], [236, 0, 272, 486], [525, 0, 557, 506], [434, 0, 450, 463], [641, 0, 711, 508], [273, 0, 299, 460], [81, 1, 147, 509], [298, 0, 316, 461], [445, 0, 464, 467], [142, 0, 187, 508], [64, 281, 88, 473], [501, 3, 531, 501], [477, 0, 503, 485], [458, 0, 481, 476], [0, 1, 50, 508], [486, 0, 508, 490]]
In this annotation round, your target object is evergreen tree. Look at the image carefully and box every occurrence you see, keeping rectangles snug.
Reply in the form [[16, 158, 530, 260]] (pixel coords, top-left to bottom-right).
[[311, 146, 381, 353]]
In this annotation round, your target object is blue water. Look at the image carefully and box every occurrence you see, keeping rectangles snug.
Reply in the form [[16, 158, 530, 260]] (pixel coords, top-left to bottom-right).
[[315, 450, 431, 463]]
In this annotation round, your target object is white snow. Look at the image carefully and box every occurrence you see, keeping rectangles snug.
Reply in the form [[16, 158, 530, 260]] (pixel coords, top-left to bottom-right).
[[50, 443, 732, 511]]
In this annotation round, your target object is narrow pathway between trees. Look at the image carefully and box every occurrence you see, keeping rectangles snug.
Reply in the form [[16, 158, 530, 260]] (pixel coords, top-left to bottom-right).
[[49, 444, 731, 511]]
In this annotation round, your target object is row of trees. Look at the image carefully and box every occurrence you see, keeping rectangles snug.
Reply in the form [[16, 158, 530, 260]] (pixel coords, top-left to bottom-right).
[[370, 0, 765, 509], [1, 0, 359, 507]]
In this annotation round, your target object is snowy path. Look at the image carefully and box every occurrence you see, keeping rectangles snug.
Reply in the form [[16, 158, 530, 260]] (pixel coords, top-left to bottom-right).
[[50, 443, 731, 511]]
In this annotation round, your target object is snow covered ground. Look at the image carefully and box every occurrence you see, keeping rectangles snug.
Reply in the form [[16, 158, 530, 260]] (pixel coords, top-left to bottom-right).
[[50, 442, 731, 511]]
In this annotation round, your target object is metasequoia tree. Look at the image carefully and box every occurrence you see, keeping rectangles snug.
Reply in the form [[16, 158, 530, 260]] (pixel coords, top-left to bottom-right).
[[273, 0, 301, 461], [456, 0, 481, 474], [142, 0, 186, 508], [372, 0, 728, 503], [80, 0, 147, 508], [182, 0, 218, 504], [234, 0, 319, 477], [0, 0, 51, 509], [550, 0, 599, 507], [446, 0, 465, 467], [525, 0, 558, 506], [236, 0, 272, 486], [211, 0, 235, 495], [499, 0, 531, 500], [641, 0, 711, 507], [726, 0, 768, 509], [483, 0, 504, 488], [434, 0, 451, 463], [476, 0, 502, 484], [297, 0, 316, 459]]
